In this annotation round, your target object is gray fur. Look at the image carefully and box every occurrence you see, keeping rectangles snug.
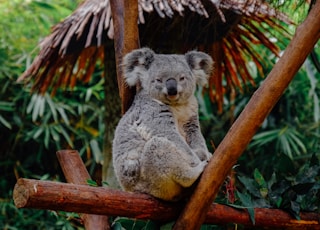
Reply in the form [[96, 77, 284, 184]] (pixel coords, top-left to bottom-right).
[[112, 48, 213, 201]]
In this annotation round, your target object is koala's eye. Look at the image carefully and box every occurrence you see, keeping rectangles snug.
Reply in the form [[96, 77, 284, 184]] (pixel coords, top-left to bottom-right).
[[179, 76, 185, 81], [156, 78, 162, 83]]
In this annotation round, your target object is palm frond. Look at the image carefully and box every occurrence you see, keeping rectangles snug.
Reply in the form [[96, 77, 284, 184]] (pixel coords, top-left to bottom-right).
[[18, 0, 294, 110]]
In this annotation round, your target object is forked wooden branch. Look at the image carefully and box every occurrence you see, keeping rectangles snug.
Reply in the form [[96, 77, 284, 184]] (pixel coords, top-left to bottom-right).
[[173, 1, 320, 229], [13, 178, 320, 228], [56, 150, 110, 230]]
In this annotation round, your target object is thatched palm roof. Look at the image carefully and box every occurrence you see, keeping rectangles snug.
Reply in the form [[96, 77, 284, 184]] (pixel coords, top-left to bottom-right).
[[18, 0, 292, 110]]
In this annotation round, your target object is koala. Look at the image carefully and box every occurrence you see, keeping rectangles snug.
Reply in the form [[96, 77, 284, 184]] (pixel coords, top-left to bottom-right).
[[112, 48, 213, 201]]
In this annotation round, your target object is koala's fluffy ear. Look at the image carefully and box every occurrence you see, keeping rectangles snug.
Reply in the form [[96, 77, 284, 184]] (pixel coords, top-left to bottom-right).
[[185, 51, 213, 86], [122, 48, 155, 87]]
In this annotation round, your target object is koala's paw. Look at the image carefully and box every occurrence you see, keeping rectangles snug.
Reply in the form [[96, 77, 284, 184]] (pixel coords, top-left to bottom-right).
[[191, 160, 208, 178], [177, 159, 208, 188], [195, 149, 212, 162], [123, 159, 140, 177]]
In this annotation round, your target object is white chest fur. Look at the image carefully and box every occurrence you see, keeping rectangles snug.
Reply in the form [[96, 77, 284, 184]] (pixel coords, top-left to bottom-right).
[[169, 96, 198, 140]]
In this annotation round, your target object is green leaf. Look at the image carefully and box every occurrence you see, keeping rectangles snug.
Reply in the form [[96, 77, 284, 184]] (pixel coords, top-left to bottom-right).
[[288, 131, 307, 154], [0, 101, 14, 111], [57, 107, 70, 125], [30, 94, 45, 122], [296, 165, 320, 184], [113, 217, 156, 230], [45, 93, 58, 122], [30, 1, 56, 10], [112, 222, 123, 230], [253, 168, 268, 198], [85, 88, 92, 102], [33, 126, 44, 139], [102, 181, 109, 187], [57, 126, 74, 148], [236, 191, 255, 225], [267, 172, 277, 190], [86, 179, 98, 187], [279, 134, 292, 159], [160, 222, 174, 230], [44, 126, 50, 149], [238, 175, 261, 198], [26, 94, 37, 114], [290, 201, 301, 220], [268, 178, 288, 208], [50, 126, 60, 142], [251, 129, 279, 147], [142, 220, 159, 230], [90, 139, 103, 164], [0, 114, 12, 129]]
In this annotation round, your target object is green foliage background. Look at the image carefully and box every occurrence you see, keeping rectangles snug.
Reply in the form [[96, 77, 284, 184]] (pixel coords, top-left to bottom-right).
[[0, 0, 319, 229]]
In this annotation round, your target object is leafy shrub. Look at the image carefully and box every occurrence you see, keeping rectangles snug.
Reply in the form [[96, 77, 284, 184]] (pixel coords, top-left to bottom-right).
[[236, 155, 320, 222]]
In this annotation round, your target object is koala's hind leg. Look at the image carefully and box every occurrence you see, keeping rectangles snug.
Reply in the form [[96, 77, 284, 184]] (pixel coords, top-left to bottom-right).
[[141, 136, 207, 188]]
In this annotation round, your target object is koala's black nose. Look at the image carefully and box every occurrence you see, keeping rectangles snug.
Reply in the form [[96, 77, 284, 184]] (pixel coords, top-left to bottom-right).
[[166, 78, 177, 96]]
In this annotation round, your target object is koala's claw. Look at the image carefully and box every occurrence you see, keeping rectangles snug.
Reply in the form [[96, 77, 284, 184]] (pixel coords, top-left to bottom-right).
[[195, 149, 212, 162], [123, 159, 140, 177], [199, 160, 208, 169]]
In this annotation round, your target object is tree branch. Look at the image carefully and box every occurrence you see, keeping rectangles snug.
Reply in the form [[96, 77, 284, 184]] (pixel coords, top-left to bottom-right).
[[13, 178, 320, 228], [56, 150, 110, 230], [173, 1, 320, 229]]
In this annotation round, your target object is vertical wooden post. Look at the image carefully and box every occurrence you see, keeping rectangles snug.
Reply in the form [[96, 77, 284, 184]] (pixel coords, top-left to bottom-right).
[[173, 2, 320, 229], [102, 44, 121, 187], [103, 0, 140, 195], [110, 0, 140, 114], [56, 150, 110, 230]]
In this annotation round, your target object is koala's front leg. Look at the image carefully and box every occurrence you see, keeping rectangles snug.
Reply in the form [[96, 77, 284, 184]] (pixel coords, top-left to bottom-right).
[[183, 115, 211, 161], [142, 136, 207, 188]]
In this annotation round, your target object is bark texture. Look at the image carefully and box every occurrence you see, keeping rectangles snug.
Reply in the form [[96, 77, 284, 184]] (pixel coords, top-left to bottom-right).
[[56, 150, 110, 230], [13, 178, 320, 229], [110, 0, 140, 114]]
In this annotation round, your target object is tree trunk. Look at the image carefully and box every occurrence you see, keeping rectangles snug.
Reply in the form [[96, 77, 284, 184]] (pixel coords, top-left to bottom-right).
[[102, 42, 121, 188], [56, 150, 110, 230], [173, 1, 320, 229], [103, 0, 140, 188], [110, 0, 140, 114], [13, 178, 320, 229]]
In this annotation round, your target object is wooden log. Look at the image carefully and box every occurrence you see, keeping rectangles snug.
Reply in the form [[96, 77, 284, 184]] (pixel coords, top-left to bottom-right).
[[110, 0, 140, 114], [13, 179, 320, 229], [56, 150, 94, 185], [13, 179, 180, 221], [56, 150, 110, 230], [173, 1, 320, 229]]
